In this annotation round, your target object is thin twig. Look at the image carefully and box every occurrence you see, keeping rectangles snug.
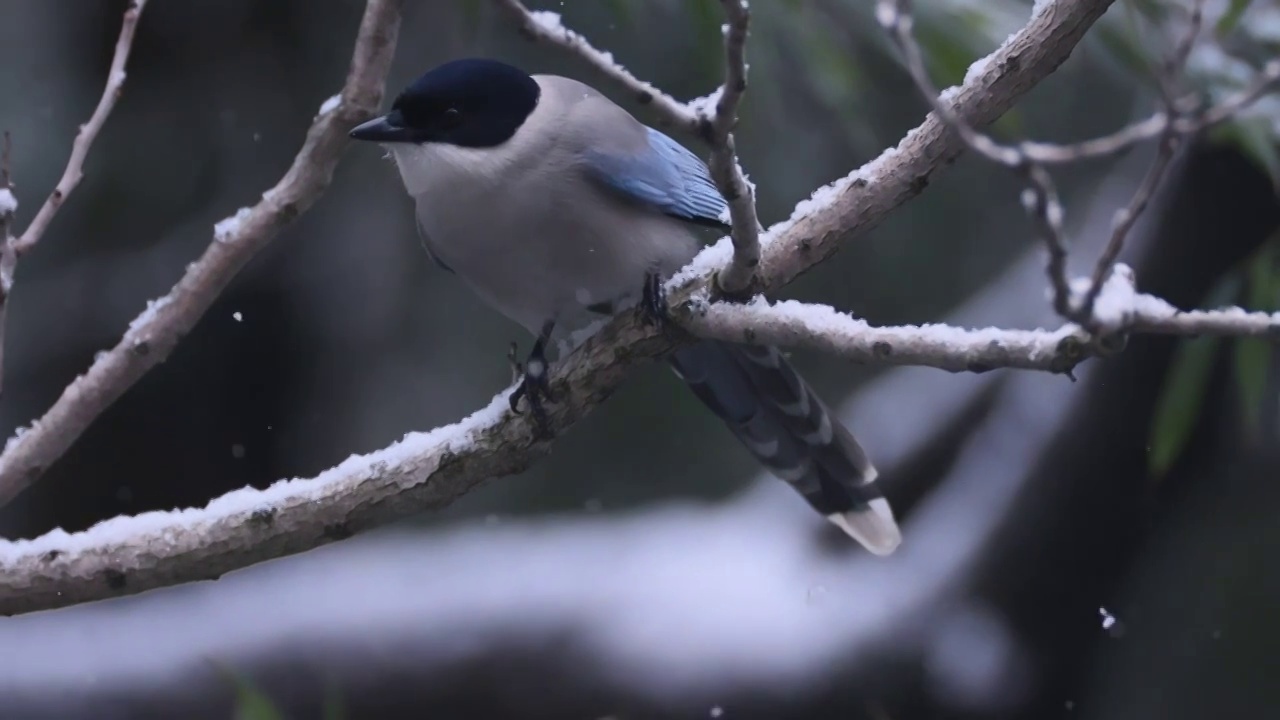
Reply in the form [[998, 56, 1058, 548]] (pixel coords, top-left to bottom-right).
[[0, 130, 11, 187], [491, 0, 698, 130], [1074, 0, 1206, 324], [704, 0, 762, 296], [0, 0, 404, 508], [0, 133, 14, 398], [0, 1, 148, 398], [12, 0, 149, 257]]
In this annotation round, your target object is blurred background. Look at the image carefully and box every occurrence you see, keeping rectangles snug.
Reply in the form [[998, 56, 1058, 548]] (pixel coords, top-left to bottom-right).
[[0, 0, 1278, 718]]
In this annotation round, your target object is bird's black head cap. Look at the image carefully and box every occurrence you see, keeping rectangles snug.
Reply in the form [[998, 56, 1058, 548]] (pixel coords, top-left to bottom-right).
[[350, 58, 540, 147]]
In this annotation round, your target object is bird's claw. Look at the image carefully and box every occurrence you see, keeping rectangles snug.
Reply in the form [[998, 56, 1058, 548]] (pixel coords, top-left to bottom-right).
[[507, 341, 523, 386], [640, 270, 669, 330], [508, 342, 555, 439]]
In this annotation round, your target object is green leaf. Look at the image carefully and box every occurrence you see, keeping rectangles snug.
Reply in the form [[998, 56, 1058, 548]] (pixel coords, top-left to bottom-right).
[[1233, 337, 1271, 431], [1234, 235, 1280, 431], [1148, 275, 1241, 478], [1150, 335, 1223, 478], [915, 25, 977, 88], [1216, 0, 1257, 37], [322, 682, 346, 720], [211, 663, 284, 720], [232, 682, 283, 720]]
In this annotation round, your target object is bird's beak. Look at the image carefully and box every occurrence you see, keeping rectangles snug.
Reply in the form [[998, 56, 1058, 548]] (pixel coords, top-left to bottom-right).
[[349, 114, 413, 143]]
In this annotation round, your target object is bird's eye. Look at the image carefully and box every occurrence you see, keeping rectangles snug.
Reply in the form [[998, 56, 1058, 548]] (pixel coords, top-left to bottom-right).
[[441, 107, 462, 128]]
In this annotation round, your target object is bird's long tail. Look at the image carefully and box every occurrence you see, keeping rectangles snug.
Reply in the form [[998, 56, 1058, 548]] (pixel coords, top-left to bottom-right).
[[669, 340, 901, 555]]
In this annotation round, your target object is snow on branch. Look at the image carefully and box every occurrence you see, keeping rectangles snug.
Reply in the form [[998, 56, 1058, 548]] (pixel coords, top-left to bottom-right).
[[0, 0, 149, 398], [0, 0, 1120, 615], [0, 0, 404, 508], [680, 263, 1280, 376]]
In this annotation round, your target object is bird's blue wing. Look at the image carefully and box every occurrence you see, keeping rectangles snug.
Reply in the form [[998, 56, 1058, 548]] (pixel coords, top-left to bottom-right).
[[583, 127, 730, 230]]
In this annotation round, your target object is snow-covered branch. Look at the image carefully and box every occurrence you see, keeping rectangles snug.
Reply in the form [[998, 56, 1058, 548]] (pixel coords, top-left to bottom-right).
[[680, 264, 1280, 376], [0, 485, 998, 716], [0, 0, 148, 398], [0, 0, 1118, 615], [0, 0, 404, 508]]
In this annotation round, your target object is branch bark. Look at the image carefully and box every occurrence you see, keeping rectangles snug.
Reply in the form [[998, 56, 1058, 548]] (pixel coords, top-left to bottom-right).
[[0, 0, 404, 508], [0, 0, 1118, 615]]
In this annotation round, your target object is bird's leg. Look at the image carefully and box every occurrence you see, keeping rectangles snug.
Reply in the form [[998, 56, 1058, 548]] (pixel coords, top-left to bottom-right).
[[509, 320, 556, 438], [640, 269, 670, 330], [507, 341, 523, 385]]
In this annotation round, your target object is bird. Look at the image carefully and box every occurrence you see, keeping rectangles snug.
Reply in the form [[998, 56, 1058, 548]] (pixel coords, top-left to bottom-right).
[[349, 58, 901, 555]]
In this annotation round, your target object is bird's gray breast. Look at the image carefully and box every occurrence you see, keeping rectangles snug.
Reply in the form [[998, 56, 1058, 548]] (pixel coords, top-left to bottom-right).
[[411, 156, 702, 337]]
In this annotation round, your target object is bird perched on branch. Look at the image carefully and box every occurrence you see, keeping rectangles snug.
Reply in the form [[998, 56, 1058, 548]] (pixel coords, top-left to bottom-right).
[[350, 58, 901, 555]]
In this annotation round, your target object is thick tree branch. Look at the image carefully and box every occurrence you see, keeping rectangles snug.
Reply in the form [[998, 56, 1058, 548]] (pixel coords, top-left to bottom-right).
[[0, 484, 987, 716], [1013, 58, 1280, 164], [0, 0, 1118, 615], [0, 0, 404, 508]]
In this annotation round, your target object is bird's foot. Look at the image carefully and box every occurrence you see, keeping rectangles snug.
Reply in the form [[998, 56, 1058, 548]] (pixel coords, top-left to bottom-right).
[[640, 270, 670, 330], [507, 341, 523, 385], [508, 341, 556, 439]]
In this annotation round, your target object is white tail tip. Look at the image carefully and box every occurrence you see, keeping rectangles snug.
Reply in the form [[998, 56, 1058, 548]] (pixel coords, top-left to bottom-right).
[[828, 497, 901, 556]]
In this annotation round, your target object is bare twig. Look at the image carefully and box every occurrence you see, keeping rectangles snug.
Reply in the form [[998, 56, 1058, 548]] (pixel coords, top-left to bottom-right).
[[0, 130, 11, 187], [0, 134, 14, 398], [1074, 0, 1205, 324], [703, 0, 762, 296], [11, 0, 148, 257], [491, 0, 698, 130], [0, 2, 148, 399], [1012, 56, 1280, 163], [0, 0, 404, 508], [0, 0, 1120, 614], [877, 0, 1079, 319]]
